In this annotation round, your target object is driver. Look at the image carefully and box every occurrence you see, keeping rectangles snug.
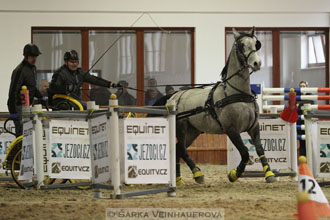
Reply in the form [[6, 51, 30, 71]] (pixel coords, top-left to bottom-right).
[[49, 50, 117, 109]]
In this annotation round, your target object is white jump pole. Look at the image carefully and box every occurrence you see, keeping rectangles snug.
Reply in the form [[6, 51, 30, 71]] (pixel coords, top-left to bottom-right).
[[32, 104, 44, 189], [290, 121, 298, 181], [109, 94, 121, 198], [87, 101, 102, 199], [303, 104, 314, 175], [167, 99, 176, 197], [269, 107, 281, 181]]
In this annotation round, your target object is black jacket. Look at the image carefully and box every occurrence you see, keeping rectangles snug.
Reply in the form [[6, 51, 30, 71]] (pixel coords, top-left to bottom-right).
[[50, 65, 111, 100], [116, 91, 136, 106], [7, 59, 42, 113]]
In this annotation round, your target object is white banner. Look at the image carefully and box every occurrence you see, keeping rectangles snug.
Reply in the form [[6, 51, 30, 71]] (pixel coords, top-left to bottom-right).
[[316, 121, 330, 178], [121, 118, 170, 184], [0, 121, 15, 173], [49, 120, 91, 179], [89, 115, 110, 184], [19, 121, 34, 180], [227, 118, 291, 171]]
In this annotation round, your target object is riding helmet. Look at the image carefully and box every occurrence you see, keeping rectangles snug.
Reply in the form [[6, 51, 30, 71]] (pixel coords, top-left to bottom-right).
[[23, 44, 42, 57], [64, 50, 79, 61]]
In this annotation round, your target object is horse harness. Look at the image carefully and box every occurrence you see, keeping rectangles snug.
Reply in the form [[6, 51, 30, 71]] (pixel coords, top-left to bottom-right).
[[176, 82, 257, 130], [176, 32, 261, 131]]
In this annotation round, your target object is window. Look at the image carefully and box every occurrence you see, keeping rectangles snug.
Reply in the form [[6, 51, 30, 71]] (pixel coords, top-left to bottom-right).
[[144, 31, 192, 100], [225, 27, 329, 90], [308, 35, 326, 67], [33, 30, 82, 85], [32, 27, 194, 106]]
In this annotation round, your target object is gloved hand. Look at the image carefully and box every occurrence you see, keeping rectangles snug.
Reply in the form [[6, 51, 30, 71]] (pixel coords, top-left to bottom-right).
[[10, 113, 19, 120], [109, 82, 118, 88]]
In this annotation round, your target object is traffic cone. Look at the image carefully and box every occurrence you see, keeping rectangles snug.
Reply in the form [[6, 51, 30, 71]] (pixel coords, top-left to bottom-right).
[[297, 190, 317, 220], [296, 156, 330, 218]]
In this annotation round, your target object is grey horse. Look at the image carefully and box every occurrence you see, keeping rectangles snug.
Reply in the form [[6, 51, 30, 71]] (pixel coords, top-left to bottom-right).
[[156, 27, 277, 185]]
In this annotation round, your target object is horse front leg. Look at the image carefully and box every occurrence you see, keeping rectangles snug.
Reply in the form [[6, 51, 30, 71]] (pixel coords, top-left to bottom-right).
[[226, 128, 249, 182], [248, 123, 277, 183]]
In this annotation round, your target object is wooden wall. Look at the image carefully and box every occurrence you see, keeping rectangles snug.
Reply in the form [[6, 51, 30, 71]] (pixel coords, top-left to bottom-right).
[[134, 113, 228, 165], [187, 134, 227, 165]]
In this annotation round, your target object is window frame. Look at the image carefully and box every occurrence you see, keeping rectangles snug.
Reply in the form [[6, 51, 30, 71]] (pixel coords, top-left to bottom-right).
[[31, 27, 195, 106], [307, 34, 326, 67], [225, 27, 329, 89]]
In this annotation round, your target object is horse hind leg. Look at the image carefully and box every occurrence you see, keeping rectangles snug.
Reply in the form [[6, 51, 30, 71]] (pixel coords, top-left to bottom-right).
[[179, 144, 204, 184], [176, 122, 204, 185], [226, 128, 250, 182], [248, 124, 277, 183]]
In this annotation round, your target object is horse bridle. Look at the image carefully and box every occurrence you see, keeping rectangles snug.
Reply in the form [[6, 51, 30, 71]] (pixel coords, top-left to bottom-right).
[[235, 34, 261, 67], [221, 33, 262, 96]]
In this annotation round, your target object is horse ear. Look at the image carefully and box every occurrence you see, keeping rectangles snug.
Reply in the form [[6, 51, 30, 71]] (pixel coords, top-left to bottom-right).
[[248, 26, 255, 36], [233, 28, 240, 39]]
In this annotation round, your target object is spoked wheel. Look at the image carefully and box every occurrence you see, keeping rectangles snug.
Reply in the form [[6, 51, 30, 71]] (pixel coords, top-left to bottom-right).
[[10, 147, 39, 189], [9, 141, 57, 188], [10, 148, 25, 189], [51, 96, 83, 111]]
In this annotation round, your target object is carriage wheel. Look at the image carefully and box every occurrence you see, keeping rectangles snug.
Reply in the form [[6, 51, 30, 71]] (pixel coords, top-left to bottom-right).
[[52, 96, 83, 111], [10, 148, 25, 189], [9, 141, 58, 188]]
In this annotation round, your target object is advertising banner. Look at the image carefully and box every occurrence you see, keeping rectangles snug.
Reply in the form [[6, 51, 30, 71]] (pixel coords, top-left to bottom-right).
[[316, 121, 330, 177], [49, 120, 91, 179], [19, 121, 34, 180], [0, 121, 15, 173], [227, 118, 291, 171], [89, 115, 110, 184], [122, 118, 170, 184]]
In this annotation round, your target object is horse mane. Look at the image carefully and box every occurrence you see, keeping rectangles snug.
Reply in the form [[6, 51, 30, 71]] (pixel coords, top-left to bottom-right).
[[220, 59, 229, 80]]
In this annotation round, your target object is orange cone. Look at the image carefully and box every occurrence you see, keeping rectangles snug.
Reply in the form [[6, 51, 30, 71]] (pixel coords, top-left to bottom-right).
[[297, 190, 317, 220], [296, 156, 330, 218]]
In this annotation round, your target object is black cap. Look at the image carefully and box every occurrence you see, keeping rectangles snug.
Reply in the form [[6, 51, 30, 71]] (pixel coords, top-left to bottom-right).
[[64, 50, 79, 61], [118, 80, 128, 87], [23, 44, 42, 57]]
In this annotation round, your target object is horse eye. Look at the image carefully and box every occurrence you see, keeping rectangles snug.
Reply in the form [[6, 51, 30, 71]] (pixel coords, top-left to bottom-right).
[[256, 41, 262, 51]]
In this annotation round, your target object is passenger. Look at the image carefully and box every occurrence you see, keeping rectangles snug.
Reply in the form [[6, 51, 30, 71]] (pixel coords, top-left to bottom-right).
[[7, 44, 43, 137]]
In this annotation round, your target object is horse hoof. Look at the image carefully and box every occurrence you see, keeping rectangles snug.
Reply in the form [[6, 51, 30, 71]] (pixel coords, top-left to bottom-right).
[[176, 177, 185, 187], [265, 171, 277, 183], [192, 167, 204, 184], [194, 175, 204, 184], [266, 176, 277, 183], [228, 169, 238, 182]]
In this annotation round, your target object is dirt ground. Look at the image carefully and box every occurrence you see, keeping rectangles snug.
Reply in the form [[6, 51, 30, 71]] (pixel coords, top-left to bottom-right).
[[0, 164, 330, 220]]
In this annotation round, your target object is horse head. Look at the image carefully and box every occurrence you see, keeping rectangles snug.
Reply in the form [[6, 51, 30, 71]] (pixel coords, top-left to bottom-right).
[[233, 27, 262, 72]]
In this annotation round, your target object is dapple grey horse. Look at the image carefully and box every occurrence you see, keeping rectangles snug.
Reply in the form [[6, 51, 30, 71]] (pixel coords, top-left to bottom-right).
[[157, 27, 277, 185]]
